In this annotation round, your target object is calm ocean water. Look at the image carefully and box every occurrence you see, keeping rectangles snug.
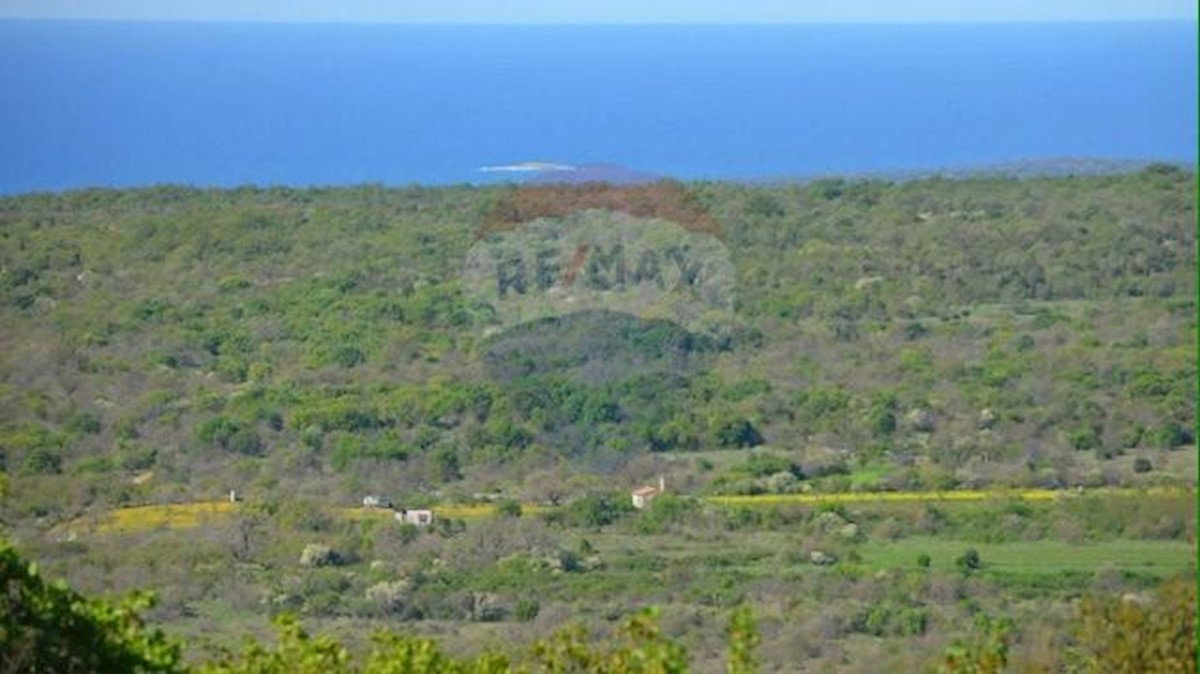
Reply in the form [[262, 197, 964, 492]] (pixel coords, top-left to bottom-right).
[[0, 21, 1195, 193]]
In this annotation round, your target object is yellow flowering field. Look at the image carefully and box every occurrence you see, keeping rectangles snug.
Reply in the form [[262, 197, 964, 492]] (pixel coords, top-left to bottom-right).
[[60, 500, 237, 537], [704, 486, 1186, 508], [57, 486, 1188, 537]]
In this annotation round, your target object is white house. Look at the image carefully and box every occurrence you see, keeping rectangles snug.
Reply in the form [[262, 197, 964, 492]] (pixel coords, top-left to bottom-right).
[[631, 476, 667, 509], [362, 495, 392, 509], [395, 509, 433, 526]]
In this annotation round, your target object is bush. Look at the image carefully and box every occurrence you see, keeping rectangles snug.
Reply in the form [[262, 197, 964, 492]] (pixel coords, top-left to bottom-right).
[[196, 416, 239, 448], [851, 601, 929, 637], [563, 493, 632, 528], [426, 447, 462, 482], [866, 394, 899, 438], [330, 345, 365, 369], [740, 453, 802, 478], [726, 606, 760, 674], [64, 412, 102, 435], [712, 417, 764, 449], [634, 495, 700, 534], [118, 444, 158, 471], [956, 548, 982, 573], [299, 544, 343, 568], [1150, 422, 1193, 449], [1133, 457, 1153, 474], [20, 447, 62, 475], [1072, 579, 1196, 673], [1121, 423, 1146, 448], [1068, 426, 1101, 451], [495, 499, 522, 519], [936, 615, 1012, 674], [513, 598, 540, 622], [228, 428, 264, 456], [329, 435, 367, 472]]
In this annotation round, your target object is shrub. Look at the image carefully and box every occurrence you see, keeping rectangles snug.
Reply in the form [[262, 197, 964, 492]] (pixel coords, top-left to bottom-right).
[[936, 615, 1012, 674], [1150, 422, 1193, 449], [713, 417, 764, 449], [956, 548, 982, 573], [331, 345, 365, 369], [866, 393, 899, 438], [1068, 426, 1101, 451], [726, 605, 760, 674], [851, 601, 929, 637], [20, 447, 62, 475], [299, 544, 342, 568], [114, 419, 139, 441], [64, 412, 102, 435], [1071, 579, 1196, 673], [74, 456, 114, 474], [196, 416, 239, 448], [635, 495, 700, 534], [118, 444, 158, 471], [563, 493, 631, 528], [494, 499, 522, 519], [214, 356, 249, 383], [426, 447, 462, 482], [740, 453, 802, 478], [1120, 424, 1145, 448], [513, 598, 540, 622], [1133, 457, 1153, 474], [329, 435, 367, 472], [277, 500, 335, 533], [289, 399, 381, 433], [228, 428, 264, 456]]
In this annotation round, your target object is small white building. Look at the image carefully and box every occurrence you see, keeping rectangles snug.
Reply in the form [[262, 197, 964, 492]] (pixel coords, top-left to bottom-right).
[[631, 476, 667, 509], [395, 509, 433, 526], [362, 495, 391, 509]]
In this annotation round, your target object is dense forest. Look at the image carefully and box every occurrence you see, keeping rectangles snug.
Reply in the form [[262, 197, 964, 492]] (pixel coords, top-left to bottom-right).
[[0, 167, 1195, 671]]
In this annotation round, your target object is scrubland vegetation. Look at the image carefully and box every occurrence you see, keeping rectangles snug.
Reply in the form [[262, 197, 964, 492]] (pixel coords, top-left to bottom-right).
[[0, 167, 1195, 670]]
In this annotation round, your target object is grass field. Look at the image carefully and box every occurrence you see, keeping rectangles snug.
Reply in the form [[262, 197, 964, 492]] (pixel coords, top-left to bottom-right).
[[577, 529, 1195, 580], [859, 537, 1196, 576]]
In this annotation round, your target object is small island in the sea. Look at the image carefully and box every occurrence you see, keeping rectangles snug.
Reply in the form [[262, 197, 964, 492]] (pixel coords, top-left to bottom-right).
[[481, 161, 661, 184]]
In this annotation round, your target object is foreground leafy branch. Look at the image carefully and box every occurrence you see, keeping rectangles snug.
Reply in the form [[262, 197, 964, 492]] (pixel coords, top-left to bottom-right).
[[0, 543, 184, 673]]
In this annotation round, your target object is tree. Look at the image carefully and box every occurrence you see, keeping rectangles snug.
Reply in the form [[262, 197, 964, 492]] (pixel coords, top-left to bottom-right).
[[726, 605, 760, 674], [0, 542, 185, 673], [866, 393, 898, 438], [713, 417, 764, 449], [937, 615, 1012, 674], [564, 493, 631, 528], [427, 447, 462, 482], [1068, 579, 1197, 673]]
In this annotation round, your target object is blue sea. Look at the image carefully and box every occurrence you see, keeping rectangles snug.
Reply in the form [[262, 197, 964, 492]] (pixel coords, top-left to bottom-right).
[[0, 21, 1195, 193]]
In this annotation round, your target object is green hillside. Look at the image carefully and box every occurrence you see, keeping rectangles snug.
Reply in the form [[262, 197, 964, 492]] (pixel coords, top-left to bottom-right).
[[1, 169, 1193, 513], [0, 168, 1195, 671]]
